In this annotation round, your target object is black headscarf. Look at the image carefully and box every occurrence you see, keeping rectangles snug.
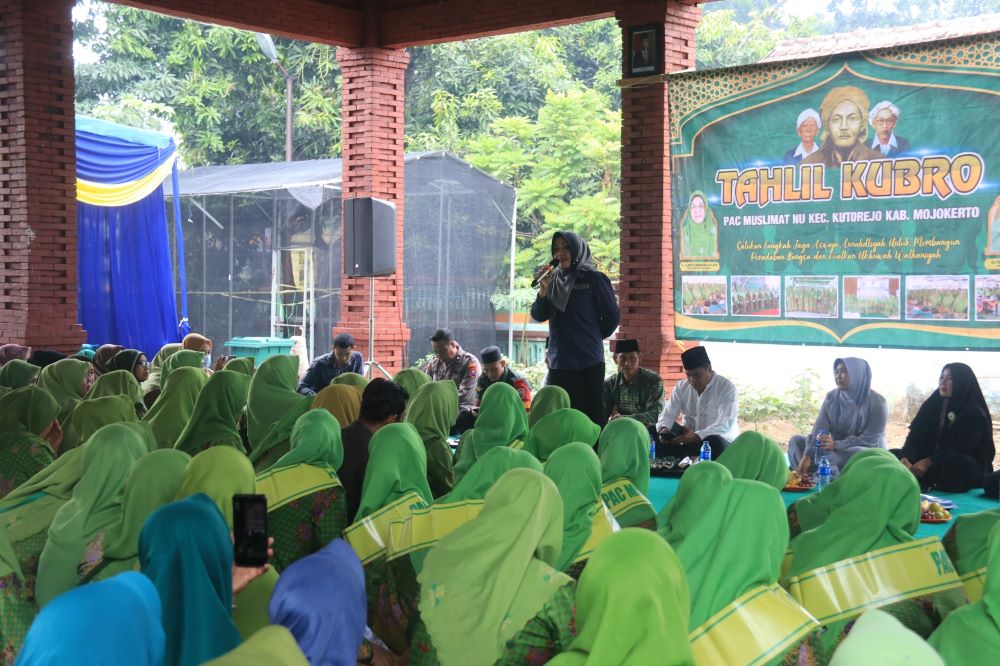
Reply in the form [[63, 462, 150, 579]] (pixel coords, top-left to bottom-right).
[[27, 350, 66, 368], [548, 231, 596, 313], [108, 349, 142, 376], [907, 362, 994, 467]]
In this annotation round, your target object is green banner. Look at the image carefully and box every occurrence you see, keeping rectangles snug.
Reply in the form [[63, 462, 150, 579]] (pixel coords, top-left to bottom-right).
[[669, 33, 1000, 349]]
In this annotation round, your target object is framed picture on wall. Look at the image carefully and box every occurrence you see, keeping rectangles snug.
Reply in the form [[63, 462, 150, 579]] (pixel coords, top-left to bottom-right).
[[627, 24, 661, 77]]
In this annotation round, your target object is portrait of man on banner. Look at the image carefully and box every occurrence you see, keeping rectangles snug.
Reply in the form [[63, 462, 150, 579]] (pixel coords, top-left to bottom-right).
[[679, 191, 719, 260], [803, 85, 882, 168]]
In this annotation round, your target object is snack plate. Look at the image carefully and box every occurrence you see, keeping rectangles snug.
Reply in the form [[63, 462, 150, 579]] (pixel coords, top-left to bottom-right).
[[920, 516, 952, 524], [920, 494, 957, 510], [783, 484, 815, 493]]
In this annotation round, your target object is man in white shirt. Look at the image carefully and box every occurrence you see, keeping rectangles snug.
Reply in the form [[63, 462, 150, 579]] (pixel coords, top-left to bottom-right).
[[869, 100, 911, 157], [782, 108, 821, 164], [655, 346, 739, 460]]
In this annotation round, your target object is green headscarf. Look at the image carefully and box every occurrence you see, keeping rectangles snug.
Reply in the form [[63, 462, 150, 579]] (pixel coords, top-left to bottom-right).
[[786, 456, 919, 578], [160, 349, 205, 385], [680, 190, 717, 259], [404, 381, 459, 497], [247, 355, 310, 449], [0, 385, 59, 437], [673, 480, 788, 628], [418, 469, 571, 666], [142, 343, 181, 394], [172, 370, 250, 455], [544, 442, 602, 571], [201, 625, 309, 666], [0, 359, 40, 390], [0, 387, 58, 499], [34, 423, 148, 606], [393, 368, 430, 403], [944, 508, 1000, 576], [597, 417, 650, 494], [0, 446, 85, 514], [838, 610, 945, 666], [453, 382, 528, 480], [331, 372, 368, 390], [929, 522, 1000, 664], [439, 446, 543, 504], [657, 461, 733, 545], [94, 449, 191, 580], [68, 395, 139, 448], [268, 409, 343, 472], [223, 356, 255, 377], [87, 369, 142, 403], [107, 349, 142, 375], [354, 423, 432, 522], [36, 359, 90, 423], [310, 384, 362, 427], [528, 385, 571, 428], [143, 366, 208, 450], [548, 529, 694, 666], [716, 430, 789, 491], [528, 407, 601, 463]]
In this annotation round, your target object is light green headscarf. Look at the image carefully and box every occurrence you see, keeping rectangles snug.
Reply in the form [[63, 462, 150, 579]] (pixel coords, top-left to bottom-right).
[[223, 356, 255, 377], [844, 610, 946, 666], [159, 349, 204, 385], [680, 190, 717, 259], [657, 461, 733, 545], [597, 417, 650, 494], [528, 407, 601, 463], [674, 480, 788, 628], [86, 369, 144, 410], [142, 342, 181, 395], [548, 528, 694, 666], [67, 395, 139, 448], [91, 449, 191, 581], [247, 355, 311, 450], [716, 430, 789, 491], [453, 382, 528, 481], [929, 522, 1000, 664], [418, 468, 571, 666], [528, 385, 571, 428], [331, 372, 368, 391], [36, 359, 90, 423], [405, 381, 459, 498], [172, 370, 250, 455], [354, 422, 432, 522], [202, 625, 309, 666], [786, 456, 919, 578], [393, 368, 430, 403], [0, 359, 40, 390], [143, 366, 207, 450], [545, 442, 602, 571], [439, 446, 542, 504], [268, 409, 343, 472], [34, 423, 148, 606], [944, 508, 1000, 577], [0, 387, 59, 499], [0, 446, 85, 515]]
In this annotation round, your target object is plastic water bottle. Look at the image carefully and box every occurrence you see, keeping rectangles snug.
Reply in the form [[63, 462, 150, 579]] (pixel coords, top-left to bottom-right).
[[649, 435, 657, 461], [813, 429, 828, 469], [699, 440, 712, 462], [817, 455, 831, 490]]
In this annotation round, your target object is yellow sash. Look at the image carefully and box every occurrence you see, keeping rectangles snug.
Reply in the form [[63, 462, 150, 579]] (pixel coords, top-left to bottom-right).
[[572, 503, 620, 564], [784, 537, 963, 624], [343, 492, 428, 565], [600, 478, 653, 520], [690, 584, 819, 666], [255, 464, 342, 512], [385, 499, 485, 561], [960, 567, 986, 603], [509, 438, 525, 450]]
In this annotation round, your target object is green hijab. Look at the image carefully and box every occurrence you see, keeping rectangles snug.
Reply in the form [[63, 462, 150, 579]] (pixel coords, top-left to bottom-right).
[[674, 480, 788, 628], [143, 366, 208, 450], [418, 469, 571, 666], [929, 522, 1000, 664], [354, 422, 432, 522], [34, 423, 148, 606], [331, 372, 368, 390], [37, 359, 90, 422], [96, 449, 191, 579], [439, 446, 543, 504], [247, 355, 309, 449], [68, 395, 139, 447], [160, 349, 205, 385], [393, 368, 430, 403], [597, 417, 650, 494], [454, 382, 529, 479], [405, 381, 458, 496], [223, 356, 255, 377], [680, 191, 717, 259], [202, 625, 308, 666], [528, 407, 601, 463], [142, 343, 181, 394], [528, 385, 571, 428], [657, 461, 733, 546], [716, 430, 789, 490], [172, 370, 250, 455], [944, 509, 1000, 575], [839, 610, 945, 666], [268, 409, 344, 472], [786, 456, 919, 578], [0, 359, 40, 389], [548, 529, 694, 666], [544, 442, 603, 571], [86, 369, 143, 404], [0, 387, 58, 499], [0, 445, 85, 515]]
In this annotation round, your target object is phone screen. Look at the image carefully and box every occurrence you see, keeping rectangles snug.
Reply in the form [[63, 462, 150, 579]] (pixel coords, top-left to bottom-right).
[[232, 494, 268, 567]]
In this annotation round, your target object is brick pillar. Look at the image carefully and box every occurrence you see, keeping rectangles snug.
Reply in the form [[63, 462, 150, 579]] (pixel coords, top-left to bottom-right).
[[616, 2, 699, 391], [335, 47, 410, 374], [0, 0, 84, 352]]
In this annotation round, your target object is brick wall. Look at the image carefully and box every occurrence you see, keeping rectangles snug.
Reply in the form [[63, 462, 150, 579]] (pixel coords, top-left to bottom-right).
[[0, 0, 84, 352], [616, 2, 700, 391], [335, 47, 411, 374]]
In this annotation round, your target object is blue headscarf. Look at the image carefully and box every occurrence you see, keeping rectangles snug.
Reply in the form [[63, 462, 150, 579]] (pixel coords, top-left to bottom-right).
[[16, 571, 164, 665], [139, 493, 240, 666], [268, 539, 367, 666]]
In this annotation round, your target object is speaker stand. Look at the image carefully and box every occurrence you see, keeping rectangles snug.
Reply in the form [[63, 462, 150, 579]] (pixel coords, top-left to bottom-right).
[[366, 275, 393, 380]]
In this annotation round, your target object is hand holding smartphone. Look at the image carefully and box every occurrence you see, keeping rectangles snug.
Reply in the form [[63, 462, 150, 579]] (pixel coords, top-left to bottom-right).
[[232, 494, 268, 567]]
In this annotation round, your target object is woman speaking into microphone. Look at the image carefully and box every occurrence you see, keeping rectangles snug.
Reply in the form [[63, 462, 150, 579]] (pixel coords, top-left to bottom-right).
[[531, 231, 620, 427]]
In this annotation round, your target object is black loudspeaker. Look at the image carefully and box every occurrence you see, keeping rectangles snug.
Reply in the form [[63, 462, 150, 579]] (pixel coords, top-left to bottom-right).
[[344, 197, 397, 277]]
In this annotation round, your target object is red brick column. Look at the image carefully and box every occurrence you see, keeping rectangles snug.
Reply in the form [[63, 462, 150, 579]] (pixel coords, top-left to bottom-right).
[[0, 0, 85, 352], [616, 2, 699, 391], [335, 47, 411, 374]]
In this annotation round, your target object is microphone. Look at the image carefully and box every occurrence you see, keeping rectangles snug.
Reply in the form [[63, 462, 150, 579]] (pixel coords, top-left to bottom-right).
[[531, 259, 559, 288]]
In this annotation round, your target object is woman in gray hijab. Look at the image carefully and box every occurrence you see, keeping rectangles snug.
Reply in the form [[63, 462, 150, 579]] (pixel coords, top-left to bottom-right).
[[789, 357, 888, 476]]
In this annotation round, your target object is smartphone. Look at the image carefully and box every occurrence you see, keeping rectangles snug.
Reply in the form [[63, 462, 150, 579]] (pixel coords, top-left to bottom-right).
[[232, 494, 268, 567]]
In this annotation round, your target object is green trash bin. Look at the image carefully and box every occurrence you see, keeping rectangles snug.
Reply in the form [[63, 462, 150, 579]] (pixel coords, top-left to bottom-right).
[[224, 337, 295, 366]]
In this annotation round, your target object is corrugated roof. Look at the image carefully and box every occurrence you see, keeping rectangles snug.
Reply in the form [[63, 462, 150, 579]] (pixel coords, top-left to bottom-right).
[[764, 13, 1000, 62]]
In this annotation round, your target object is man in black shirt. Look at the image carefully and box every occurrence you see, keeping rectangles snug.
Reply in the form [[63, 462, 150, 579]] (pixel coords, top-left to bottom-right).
[[340, 378, 408, 520], [297, 332, 365, 396]]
